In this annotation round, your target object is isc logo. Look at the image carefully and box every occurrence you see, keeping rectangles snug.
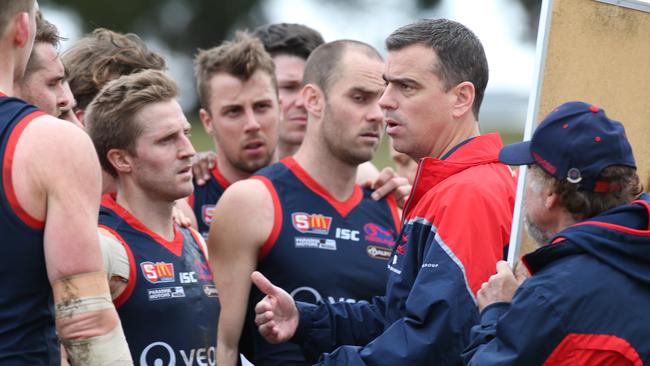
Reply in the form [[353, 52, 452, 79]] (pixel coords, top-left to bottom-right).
[[179, 271, 198, 284], [292, 212, 332, 235], [140, 262, 175, 284], [335, 228, 360, 241]]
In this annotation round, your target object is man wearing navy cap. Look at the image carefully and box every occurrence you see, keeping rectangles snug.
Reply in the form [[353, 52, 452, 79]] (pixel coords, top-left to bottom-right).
[[462, 101, 650, 364]]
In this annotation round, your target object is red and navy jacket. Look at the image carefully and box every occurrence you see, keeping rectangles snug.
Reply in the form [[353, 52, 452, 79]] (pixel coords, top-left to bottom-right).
[[463, 193, 650, 365], [0, 94, 56, 365], [290, 133, 516, 365], [99, 195, 220, 365], [242, 157, 400, 365], [189, 163, 230, 240]]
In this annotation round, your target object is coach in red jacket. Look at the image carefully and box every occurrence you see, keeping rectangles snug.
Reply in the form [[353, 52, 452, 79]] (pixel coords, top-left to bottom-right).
[[463, 101, 650, 365], [250, 18, 517, 365]]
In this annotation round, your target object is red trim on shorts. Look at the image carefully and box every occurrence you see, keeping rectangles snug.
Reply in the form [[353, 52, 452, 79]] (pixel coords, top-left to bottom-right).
[[2, 110, 46, 229], [386, 194, 401, 233], [101, 194, 184, 256], [543, 333, 642, 366], [211, 163, 231, 189], [99, 224, 137, 309], [253, 176, 283, 261], [282, 157, 362, 217]]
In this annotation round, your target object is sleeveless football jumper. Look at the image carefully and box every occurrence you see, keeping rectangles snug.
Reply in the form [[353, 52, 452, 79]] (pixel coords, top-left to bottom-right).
[[243, 157, 400, 365], [0, 94, 55, 364], [99, 195, 220, 365]]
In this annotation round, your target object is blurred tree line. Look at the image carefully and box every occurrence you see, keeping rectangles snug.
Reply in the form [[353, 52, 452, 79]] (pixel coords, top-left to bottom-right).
[[43, 0, 541, 55]]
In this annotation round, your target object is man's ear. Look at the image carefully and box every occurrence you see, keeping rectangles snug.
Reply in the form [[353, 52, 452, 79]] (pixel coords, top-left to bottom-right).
[[13, 12, 31, 48], [301, 84, 323, 119], [545, 190, 561, 210], [75, 109, 85, 127], [106, 149, 133, 175], [450, 81, 475, 119], [198, 108, 214, 135]]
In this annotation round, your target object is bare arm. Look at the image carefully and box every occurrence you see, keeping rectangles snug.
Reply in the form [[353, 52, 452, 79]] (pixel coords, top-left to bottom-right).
[[209, 179, 274, 366], [15, 116, 131, 364]]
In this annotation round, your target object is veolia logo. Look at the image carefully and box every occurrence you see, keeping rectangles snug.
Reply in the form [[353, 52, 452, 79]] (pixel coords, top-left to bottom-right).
[[139, 341, 217, 366], [140, 341, 176, 366]]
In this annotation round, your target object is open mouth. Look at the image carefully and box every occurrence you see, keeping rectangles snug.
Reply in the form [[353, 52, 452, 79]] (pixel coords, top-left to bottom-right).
[[178, 166, 192, 177], [385, 118, 400, 128], [244, 141, 265, 150]]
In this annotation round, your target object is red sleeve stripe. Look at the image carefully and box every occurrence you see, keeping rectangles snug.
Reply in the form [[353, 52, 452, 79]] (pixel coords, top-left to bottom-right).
[[543, 333, 642, 366], [2, 111, 46, 229], [99, 224, 137, 309], [252, 176, 283, 261]]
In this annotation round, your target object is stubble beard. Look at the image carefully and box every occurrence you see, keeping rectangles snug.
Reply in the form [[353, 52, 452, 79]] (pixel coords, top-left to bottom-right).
[[524, 214, 553, 248]]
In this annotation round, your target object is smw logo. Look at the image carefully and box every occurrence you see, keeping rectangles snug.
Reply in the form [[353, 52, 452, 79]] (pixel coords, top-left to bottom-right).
[[292, 212, 332, 235], [141, 262, 175, 284], [201, 204, 215, 226]]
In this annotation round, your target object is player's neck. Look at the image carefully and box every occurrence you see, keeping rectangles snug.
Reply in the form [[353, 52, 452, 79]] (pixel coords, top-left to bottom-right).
[[116, 184, 176, 241], [275, 141, 300, 161], [434, 118, 480, 159], [0, 60, 15, 96], [293, 146, 358, 202], [214, 154, 254, 185]]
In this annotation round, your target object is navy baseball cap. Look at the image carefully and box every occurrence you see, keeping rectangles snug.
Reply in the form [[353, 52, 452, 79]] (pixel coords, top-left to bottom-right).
[[499, 101, 636, 192]]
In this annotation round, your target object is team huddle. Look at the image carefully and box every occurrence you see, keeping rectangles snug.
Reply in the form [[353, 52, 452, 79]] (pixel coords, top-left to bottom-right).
[[1, 0, 649, 365]]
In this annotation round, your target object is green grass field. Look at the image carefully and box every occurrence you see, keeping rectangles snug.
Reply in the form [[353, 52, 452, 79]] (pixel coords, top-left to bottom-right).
[[189, 120, 523, 170]]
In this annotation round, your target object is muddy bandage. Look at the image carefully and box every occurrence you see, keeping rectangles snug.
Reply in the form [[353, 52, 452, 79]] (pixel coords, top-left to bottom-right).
[[53, 271, 132, 365], [53, 271, 114, 318]]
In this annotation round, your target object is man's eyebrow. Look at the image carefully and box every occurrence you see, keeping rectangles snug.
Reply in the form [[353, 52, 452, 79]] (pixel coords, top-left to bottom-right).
[[350, 86, 382, 95], [382, 74, 418, 85]]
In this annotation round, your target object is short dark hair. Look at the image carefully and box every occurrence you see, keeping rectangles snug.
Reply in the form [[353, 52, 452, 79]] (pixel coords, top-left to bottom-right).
[[253, 23, 324, 60], [62, 28, 166, 110], [386, 18, 489, 118], [34, 12, 62, 47], [21, 13, 63, 79], [194, 31, 276, 111], [303, 40, 382, 95], [85, 70, 177, 177], [531, 165, 643, 221]]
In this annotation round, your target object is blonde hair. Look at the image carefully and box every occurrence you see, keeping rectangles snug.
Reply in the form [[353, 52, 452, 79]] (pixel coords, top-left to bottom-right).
[[85, 70, 178, 177]]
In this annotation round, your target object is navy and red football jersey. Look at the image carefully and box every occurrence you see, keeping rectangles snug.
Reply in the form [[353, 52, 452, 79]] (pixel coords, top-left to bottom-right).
[[189, 163, 230, 240], [99, 194, 220, 365], [242, 157, 400, 365], [0, 94, 56, 364]]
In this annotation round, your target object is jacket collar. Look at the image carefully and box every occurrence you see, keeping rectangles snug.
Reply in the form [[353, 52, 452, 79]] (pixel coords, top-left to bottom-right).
[[403, 133, 504, 219]]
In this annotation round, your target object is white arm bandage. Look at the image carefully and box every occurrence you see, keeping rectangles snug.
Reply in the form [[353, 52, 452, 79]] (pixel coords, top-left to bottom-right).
[[53, 271, 133, 365]]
